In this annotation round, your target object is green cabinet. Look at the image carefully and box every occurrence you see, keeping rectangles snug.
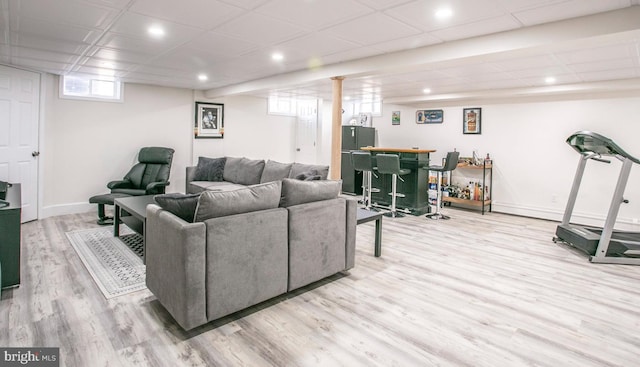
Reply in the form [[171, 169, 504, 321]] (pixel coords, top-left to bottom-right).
[[0, 183, 21, 289]]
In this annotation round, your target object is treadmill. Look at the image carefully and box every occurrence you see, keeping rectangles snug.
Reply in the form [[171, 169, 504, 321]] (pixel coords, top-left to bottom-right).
[[554, 131, 640, 265]]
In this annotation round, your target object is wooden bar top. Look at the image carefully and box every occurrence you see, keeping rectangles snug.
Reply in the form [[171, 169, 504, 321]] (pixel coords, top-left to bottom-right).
[[360, 147, 436, 154]]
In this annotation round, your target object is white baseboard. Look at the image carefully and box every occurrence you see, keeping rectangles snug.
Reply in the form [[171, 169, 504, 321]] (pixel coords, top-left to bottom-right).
[[492, 202, 640, 231], [41, 202, 95, 219]]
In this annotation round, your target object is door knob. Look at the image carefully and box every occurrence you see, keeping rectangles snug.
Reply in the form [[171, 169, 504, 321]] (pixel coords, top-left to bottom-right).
[[32, 151, 40, 157]]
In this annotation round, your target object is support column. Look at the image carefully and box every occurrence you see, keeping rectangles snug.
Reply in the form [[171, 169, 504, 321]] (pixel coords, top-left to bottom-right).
[[330, 76, 345, 180]]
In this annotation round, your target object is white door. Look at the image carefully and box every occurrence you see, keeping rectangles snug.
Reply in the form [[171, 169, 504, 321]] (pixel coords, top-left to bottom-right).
[[0, 64, 40, 222], [295, 99, 318, 163]]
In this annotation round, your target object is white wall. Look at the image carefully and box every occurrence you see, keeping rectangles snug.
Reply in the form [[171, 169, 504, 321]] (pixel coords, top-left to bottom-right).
[[191, 93, 297, 164], [372, 96, 640, 229], [42, 75, 193, 217], [40, 81, 302, 218]]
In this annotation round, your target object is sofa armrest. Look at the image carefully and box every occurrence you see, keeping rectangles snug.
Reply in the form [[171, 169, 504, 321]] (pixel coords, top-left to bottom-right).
[[185, 166, 197, 193], [146, 204, 207, 330], [345, 198, 357, 270]]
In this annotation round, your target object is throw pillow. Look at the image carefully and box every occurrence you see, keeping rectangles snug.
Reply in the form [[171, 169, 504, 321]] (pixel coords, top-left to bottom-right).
[[193, 157, 226, 181], [294, 170, 322, 181], [280, 178, 341, 207], [194, 180, 282, 222], [223, 157, 266, 185], [289, 162, 329, 180], [260, 160, 293, 183], [154, 193, 201, 223]]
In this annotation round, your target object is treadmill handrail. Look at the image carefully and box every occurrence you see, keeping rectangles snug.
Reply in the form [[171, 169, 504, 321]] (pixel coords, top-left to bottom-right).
[[566, 130, 640, 164]]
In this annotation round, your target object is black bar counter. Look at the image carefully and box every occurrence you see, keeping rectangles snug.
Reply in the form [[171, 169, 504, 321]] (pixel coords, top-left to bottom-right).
[[361, 147, 435, 215]]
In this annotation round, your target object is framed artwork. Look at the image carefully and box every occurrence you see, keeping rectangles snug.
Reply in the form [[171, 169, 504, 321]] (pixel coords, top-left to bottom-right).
[[463, 107, 481, 134], [416, 109, 443, 124], [195, 102, 224, 139], [392, 111, 400, 125], [358, 112, 372, 127]]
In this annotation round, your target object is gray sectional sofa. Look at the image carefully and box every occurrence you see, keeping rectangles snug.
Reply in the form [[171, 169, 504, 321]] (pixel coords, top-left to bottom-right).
[[145, 159, 356, 330], [186, 156, 330, 194]]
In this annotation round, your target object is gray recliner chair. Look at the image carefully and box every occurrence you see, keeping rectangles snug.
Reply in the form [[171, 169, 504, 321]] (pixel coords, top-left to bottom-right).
[[89, 147, 175, 225]]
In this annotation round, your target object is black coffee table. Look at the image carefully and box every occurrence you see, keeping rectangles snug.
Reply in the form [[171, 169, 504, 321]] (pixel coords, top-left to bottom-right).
[[113, 195, 156, 263], [357, 208, 383, 257]]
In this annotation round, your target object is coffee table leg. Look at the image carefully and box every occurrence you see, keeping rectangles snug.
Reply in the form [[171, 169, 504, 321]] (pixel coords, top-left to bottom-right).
[[114, 204, 121, 237], [374, 217, 382, 257]]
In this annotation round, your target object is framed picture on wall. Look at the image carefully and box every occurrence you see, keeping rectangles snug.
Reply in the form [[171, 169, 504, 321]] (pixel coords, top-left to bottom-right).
[[195, 102, 224, 139], [463, 107, 481, 134], [416, 109, 443, 124], [392, 111, 400, 125]]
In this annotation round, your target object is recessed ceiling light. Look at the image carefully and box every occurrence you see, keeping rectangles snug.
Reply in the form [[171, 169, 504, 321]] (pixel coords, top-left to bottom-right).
[[271, 52, 284, 61], [148, 25, 165, 38], [423, 88, 432, 94], [435, 7, 453, 19], [545, 76, 556, 84], [100, 61, 115, 68], [344, 96, 351, 101], [198, 74, 208, 81]]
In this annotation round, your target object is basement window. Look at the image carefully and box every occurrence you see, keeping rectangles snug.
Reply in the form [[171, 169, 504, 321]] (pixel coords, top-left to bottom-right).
[[60, 74, 123, 102], [267, 95, 298, 116]]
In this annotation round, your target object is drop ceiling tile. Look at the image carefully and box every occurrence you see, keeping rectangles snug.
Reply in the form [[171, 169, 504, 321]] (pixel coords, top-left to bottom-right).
[[9, 34, 89, 55], [324, 12, 421, 45], [130, 0, 244, 30], [149, 47, 225, 70], [430, 15, 522, 42], [355, 0, 415, 11], [12, 48, 78, 64], [519, 72, 582, 86], [93, 47, 154, 63], [14, 17, 101, 45], [513, 0, 632, 26], [213, 12, 306, 45], [80, 57, 136, 72], [384, 0, 505, 33], [82, 0, 133, 8], [98, 33, 168, 55], [255, 0, 373, 30], [493, 0, 570, 12], [182, 31, 259, 58], [108, 12, 203, 42], [16, 0, 118, 29], [271, 33, 359, 65], [218, 0, 270, 10], [10, 57, 72, 74]]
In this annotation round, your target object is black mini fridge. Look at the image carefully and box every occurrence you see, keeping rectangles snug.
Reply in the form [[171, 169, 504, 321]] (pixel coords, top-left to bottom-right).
[[341, 126, 375, 195]]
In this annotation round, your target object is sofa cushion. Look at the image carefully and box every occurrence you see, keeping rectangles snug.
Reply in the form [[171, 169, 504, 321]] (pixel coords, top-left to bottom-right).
[[194, 181, 282, 222], [294, 170, 322, 181], [260, 160, 293, 183], [192, 156, 226, 182], [153, 193, 201, 223], [280, 178, 341, 207], [223, 157, 266, 185], [289, 162, 329, 180]]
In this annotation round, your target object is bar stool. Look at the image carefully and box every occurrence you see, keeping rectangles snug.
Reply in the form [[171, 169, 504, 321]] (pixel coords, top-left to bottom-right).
[[351, 151, 380, 210], [376, 154, 411, 217], [425, 151, 460, 220]]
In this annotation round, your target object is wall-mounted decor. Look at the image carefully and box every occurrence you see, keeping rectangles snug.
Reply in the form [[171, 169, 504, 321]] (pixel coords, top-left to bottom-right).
[[463, 107, 481, 134], [416, 109, 443, 124], [358, 112, 372, 127], [195, 102, 224, 139], [392, 111, 400, 125]]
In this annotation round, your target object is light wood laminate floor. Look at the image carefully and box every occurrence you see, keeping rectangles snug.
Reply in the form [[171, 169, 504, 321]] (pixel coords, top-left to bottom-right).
[[2, 208, 640, 366]]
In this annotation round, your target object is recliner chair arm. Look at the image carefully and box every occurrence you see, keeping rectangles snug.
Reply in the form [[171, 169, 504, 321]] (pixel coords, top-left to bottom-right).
[[146, 181, 170, 194], [107, 180, 132, 189]]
